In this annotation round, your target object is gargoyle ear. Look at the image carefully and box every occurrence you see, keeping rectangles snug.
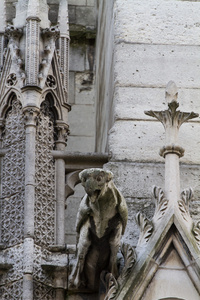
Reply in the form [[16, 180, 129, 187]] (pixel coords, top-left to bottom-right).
[[106, 170, 113, 182], [79, 169, 86, 181]]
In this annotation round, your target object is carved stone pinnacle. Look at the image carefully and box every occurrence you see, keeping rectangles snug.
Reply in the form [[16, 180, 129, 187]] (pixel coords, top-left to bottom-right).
[[165, 80, 178, 104]]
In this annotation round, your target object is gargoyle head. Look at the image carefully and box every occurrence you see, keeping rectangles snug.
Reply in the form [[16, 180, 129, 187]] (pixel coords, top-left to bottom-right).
[[79, 168, 113, 203]]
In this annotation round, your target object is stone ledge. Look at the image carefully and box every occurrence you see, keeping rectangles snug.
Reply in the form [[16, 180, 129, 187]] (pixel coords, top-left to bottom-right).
[[52, 151, 109, 171]]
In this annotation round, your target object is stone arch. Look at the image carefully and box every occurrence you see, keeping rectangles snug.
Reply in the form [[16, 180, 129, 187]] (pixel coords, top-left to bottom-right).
[[40, 89, 63, 120], [0, 89, 23, 119]]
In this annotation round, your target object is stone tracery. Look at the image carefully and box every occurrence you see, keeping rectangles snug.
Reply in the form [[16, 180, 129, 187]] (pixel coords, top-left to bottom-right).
[[35, 98, 56, 247], [1, 96, 25, 246]]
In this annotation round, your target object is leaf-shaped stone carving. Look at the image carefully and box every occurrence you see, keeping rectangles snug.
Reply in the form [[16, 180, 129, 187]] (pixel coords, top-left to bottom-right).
[[118, 243, 136, 286], [152, 186, 168, 221], [102, 244, 136, 300], [178, 188, 193, 222], [136, 212, 154, 246], [192, 221, 200, 248], [101, 271, 118, 300]]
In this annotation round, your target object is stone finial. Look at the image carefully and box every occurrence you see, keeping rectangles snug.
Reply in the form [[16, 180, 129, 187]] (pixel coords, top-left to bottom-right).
[[58, 0, 70, 38], [165, 81, 178, 104]]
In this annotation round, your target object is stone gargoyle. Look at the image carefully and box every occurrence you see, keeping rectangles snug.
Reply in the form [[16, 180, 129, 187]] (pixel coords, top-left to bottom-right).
[[69, 168, 128, 291]]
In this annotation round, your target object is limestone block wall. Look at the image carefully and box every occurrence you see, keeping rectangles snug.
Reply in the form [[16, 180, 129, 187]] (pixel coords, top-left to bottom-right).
[[96, 0, 200, 246], [67, 0, 96, 152]]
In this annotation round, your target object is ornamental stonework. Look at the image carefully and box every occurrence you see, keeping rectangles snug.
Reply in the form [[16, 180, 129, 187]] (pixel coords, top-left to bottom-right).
[[35, 99, 56, 247], [1, 97, 25, 246]]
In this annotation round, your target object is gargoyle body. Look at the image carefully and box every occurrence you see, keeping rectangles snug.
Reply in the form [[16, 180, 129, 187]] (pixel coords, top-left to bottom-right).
[[69, 168, 128, 291]]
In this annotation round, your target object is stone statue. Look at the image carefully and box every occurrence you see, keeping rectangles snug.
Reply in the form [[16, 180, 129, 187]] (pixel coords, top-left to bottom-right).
[[69, 168, 128, 291]]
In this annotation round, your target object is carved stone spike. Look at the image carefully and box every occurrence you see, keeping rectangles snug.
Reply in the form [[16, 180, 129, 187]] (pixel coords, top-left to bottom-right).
[[165, 80, 178, 103], [69, 168, 128, 291], [145, 82, 199, 132]]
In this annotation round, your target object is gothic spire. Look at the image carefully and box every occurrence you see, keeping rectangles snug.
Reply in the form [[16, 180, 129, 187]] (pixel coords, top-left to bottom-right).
[[0, 0, 6, 71], [58, 0, 70, 38], [27, 0, 50, 28], [58, 0, 70, 97], [0, 0, 6, 32]]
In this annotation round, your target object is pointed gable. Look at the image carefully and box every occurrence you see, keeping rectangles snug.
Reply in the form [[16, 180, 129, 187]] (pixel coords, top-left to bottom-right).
[[142, 247, 200, 300]]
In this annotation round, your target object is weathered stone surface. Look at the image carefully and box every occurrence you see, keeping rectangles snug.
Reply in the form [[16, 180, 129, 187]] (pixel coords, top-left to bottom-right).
[[68, 32, 96, 152], [69, 5, 76, 24], [109, 120, 165, 162], [105, 162, 165, 199], [87, 0, 95, 6], [115, 0, 200, 45], [114, 86, 200, 121], [68, 0, 87, 5], [69, 45, 86, 72], [69, 71, 75, 104], [114, 43, 200, 88], [108, 120, 200, 164], [67, 135, 95, 152], [68, 104, 95, 136], [75, 72, 95, 105], [106, 161, 200, 200], [76, 6, 96, 27]]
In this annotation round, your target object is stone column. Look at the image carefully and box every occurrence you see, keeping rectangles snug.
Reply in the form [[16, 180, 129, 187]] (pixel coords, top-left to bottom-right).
[[51, 122, 69, 300], [23, 106, 40, 300], [54, 122, 69, 246]]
